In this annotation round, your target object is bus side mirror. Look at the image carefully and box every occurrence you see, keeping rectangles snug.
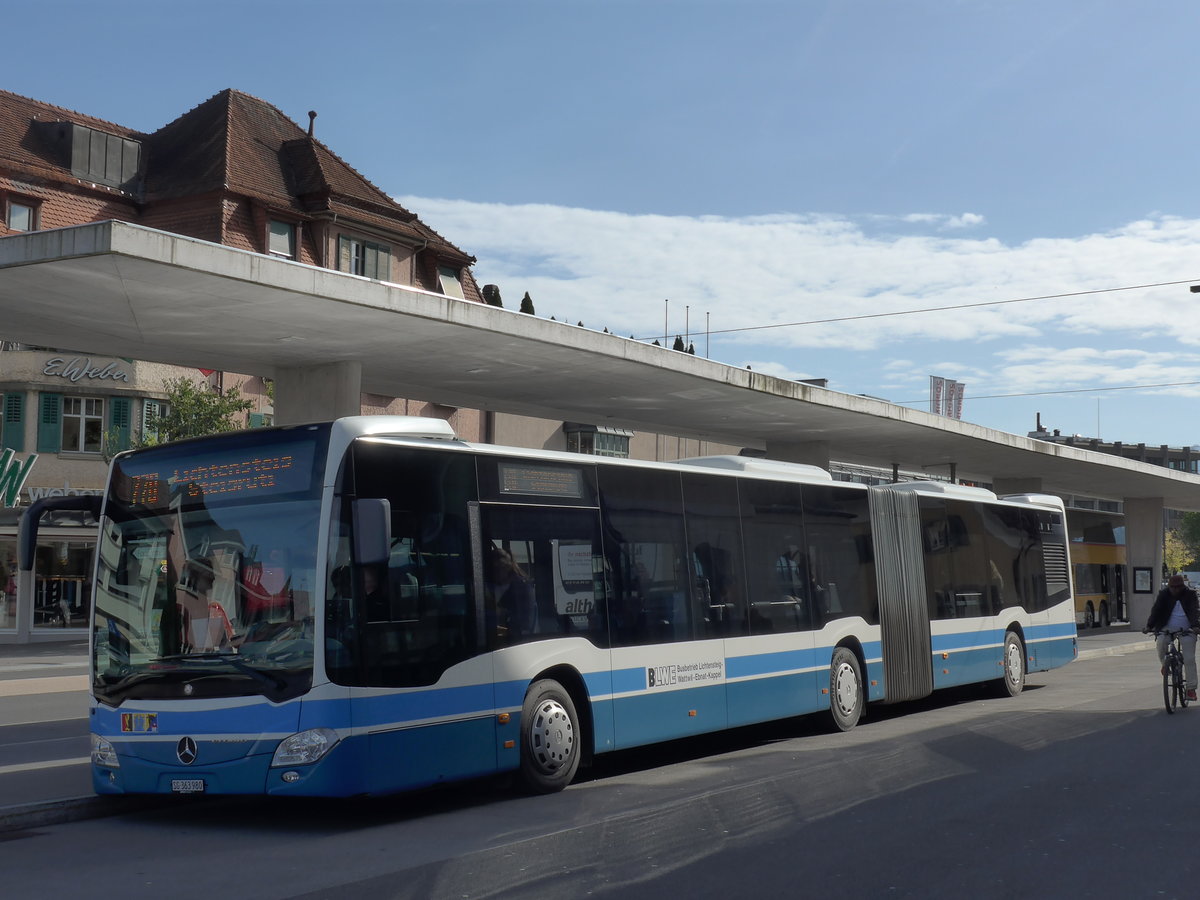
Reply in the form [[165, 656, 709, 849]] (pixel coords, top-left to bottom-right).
[[352, 498, 391, 566]]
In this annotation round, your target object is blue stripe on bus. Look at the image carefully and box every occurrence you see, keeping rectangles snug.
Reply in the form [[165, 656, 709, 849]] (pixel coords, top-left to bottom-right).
[[727, 648, 825, 679], [350, 683, 496, 728], [611, 667, 647, 694]]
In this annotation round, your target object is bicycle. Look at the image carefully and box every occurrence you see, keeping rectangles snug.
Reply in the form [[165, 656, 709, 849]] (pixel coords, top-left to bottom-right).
[[1147, 629, 1197, 714]]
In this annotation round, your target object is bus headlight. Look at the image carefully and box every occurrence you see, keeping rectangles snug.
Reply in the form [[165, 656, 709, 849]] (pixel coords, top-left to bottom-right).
[[91, 734, 120, 768], [271, 728, 340, 767]]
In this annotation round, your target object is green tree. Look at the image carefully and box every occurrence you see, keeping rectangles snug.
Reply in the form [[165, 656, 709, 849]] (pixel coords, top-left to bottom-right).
[[141, 376, 254, 446], [1165, 528, 1196, 575], [520, 292, 536, 314], [1178, 512, 1200, 560]]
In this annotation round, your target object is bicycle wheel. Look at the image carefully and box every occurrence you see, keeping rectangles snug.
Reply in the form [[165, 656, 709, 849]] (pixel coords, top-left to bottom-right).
[[1165, 659, 1177, 714], [1176, 658, 1190, 709]]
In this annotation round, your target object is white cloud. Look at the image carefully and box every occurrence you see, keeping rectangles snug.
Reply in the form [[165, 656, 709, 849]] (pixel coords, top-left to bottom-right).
[[900, 212, 985, 229], [403, 196, 1200, 354], [398, 195, 1200, 443]]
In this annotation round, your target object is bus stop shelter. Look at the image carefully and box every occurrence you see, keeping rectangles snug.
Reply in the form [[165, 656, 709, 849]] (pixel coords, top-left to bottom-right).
[[1, 220, 1198, 628]]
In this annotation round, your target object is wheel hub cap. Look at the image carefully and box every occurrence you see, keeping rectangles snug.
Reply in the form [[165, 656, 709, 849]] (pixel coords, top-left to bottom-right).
[[835, 663, 858, 713], [530, 699, 574, 771], [1006, 644, 1022, 682]]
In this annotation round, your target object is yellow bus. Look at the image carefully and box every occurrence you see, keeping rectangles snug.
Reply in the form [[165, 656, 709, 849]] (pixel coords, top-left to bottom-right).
[[1072, 541, 1125, 628]]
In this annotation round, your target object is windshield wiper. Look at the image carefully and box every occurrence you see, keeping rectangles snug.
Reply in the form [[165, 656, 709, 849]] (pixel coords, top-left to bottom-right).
[[152, 652, 288, 691]]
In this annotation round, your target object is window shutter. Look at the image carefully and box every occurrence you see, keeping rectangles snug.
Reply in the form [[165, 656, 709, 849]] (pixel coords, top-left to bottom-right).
[[37, 393, 62, 453], [373, 245, 391, 281], [248, 412, 265, 428], [338, 235, 351, 273], [109, 397, 132, 451], [2, 392, 24, 451]]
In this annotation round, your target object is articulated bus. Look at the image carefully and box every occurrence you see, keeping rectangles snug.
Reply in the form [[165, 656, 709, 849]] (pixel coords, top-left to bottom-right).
[[34, 417, 1077, 797]]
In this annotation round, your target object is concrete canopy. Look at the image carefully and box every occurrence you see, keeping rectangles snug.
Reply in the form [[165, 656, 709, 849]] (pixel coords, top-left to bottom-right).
[[2, 221, 1199, 508]]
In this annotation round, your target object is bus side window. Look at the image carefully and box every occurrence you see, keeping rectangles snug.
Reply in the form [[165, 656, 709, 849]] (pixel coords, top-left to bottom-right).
[[682, 472, 748, 638], [599, 466, 692, 647], [479, 505, 606, 647]]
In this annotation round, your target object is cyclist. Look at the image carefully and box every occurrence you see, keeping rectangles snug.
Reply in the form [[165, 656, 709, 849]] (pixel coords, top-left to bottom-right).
[[1146, 574, 1200, 701]]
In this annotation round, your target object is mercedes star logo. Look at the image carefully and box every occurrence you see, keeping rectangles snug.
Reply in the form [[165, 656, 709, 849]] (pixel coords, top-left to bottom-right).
[[176, 736, 198, 766]]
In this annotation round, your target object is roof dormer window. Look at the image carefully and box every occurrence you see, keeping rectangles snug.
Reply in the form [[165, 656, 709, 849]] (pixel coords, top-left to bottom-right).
[[337, 235, 390, 280], [437, 266, 465, 299], [268, 220, 296, 259], [6, 199, 35, 232], [67, 124, 141, 190]]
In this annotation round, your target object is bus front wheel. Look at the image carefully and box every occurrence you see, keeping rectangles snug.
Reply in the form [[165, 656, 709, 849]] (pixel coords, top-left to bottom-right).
[[519, 679, 580, 793], [829, 647, 863, 732]]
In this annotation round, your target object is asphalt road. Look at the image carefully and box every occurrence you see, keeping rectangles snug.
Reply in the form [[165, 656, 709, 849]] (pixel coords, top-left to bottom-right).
[[0, 631, 1191, 900]]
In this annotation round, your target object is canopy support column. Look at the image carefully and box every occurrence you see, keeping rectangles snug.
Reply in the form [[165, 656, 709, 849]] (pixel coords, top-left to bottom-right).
[[274, 361, 362, 425]]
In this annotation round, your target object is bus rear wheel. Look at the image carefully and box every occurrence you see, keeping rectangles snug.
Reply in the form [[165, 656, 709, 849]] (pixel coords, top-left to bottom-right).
[[1098, 602, 1110, 628], [829, 647, 863, 732], [519, 679, 580, 793], [1083, 603, 1095, 629], [998, 631, 1026, 697]]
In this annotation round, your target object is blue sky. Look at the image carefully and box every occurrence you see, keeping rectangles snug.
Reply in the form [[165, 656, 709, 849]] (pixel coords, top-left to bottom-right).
[[11, 1, 1200, 448]]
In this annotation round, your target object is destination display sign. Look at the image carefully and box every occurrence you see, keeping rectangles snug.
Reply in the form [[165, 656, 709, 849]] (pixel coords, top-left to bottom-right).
[[498, 462, 584, 499], [116, 439, 318, 507]]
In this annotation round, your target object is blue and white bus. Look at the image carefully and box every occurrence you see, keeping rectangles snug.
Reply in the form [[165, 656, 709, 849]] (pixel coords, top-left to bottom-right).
[[45, 416, 1076, 797]]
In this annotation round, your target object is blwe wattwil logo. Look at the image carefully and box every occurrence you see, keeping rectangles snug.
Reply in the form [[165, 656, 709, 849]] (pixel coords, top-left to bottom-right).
[[0, 448, 37, 507]]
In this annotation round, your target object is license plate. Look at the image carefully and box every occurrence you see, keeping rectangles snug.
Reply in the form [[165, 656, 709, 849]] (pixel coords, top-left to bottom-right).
[[171, 779, 205, 794]]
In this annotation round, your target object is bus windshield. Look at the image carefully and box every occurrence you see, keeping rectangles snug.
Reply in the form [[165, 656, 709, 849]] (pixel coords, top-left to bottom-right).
[[91, 425, 329, 705]]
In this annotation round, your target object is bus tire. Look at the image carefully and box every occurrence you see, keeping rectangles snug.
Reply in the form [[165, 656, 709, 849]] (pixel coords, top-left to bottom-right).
[[1083, 603, 1095, 629], [998, 631, 1025, 697], [1098, 602, 1110, 629], [519, 679, 580, 793], [830, 647, 863, 732]]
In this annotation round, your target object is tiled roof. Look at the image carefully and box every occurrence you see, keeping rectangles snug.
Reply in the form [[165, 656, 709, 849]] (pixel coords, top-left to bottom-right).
[[144, 90, 473, 262], [0, 88, 474, 263]]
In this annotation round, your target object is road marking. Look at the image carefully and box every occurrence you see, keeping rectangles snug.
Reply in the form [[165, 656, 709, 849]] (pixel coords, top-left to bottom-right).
[[0, 675, 88, 697], [0, 756, 90, 776]]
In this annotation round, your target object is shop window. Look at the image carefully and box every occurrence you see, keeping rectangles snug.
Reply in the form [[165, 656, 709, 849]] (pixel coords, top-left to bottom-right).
[[269, 220, 296, 259], [33, 539, 94, 630], [337, 235, 390, 280], [62, 396, 105, 453], [0, 539, 15, 630]]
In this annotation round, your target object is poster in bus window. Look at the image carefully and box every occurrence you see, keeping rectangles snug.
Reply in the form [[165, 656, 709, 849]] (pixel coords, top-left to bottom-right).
[[552, 540, 594, 625]]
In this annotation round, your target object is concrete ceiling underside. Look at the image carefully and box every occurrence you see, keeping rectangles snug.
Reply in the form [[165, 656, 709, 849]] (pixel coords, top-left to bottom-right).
[[2, 221, 1199, 508]]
